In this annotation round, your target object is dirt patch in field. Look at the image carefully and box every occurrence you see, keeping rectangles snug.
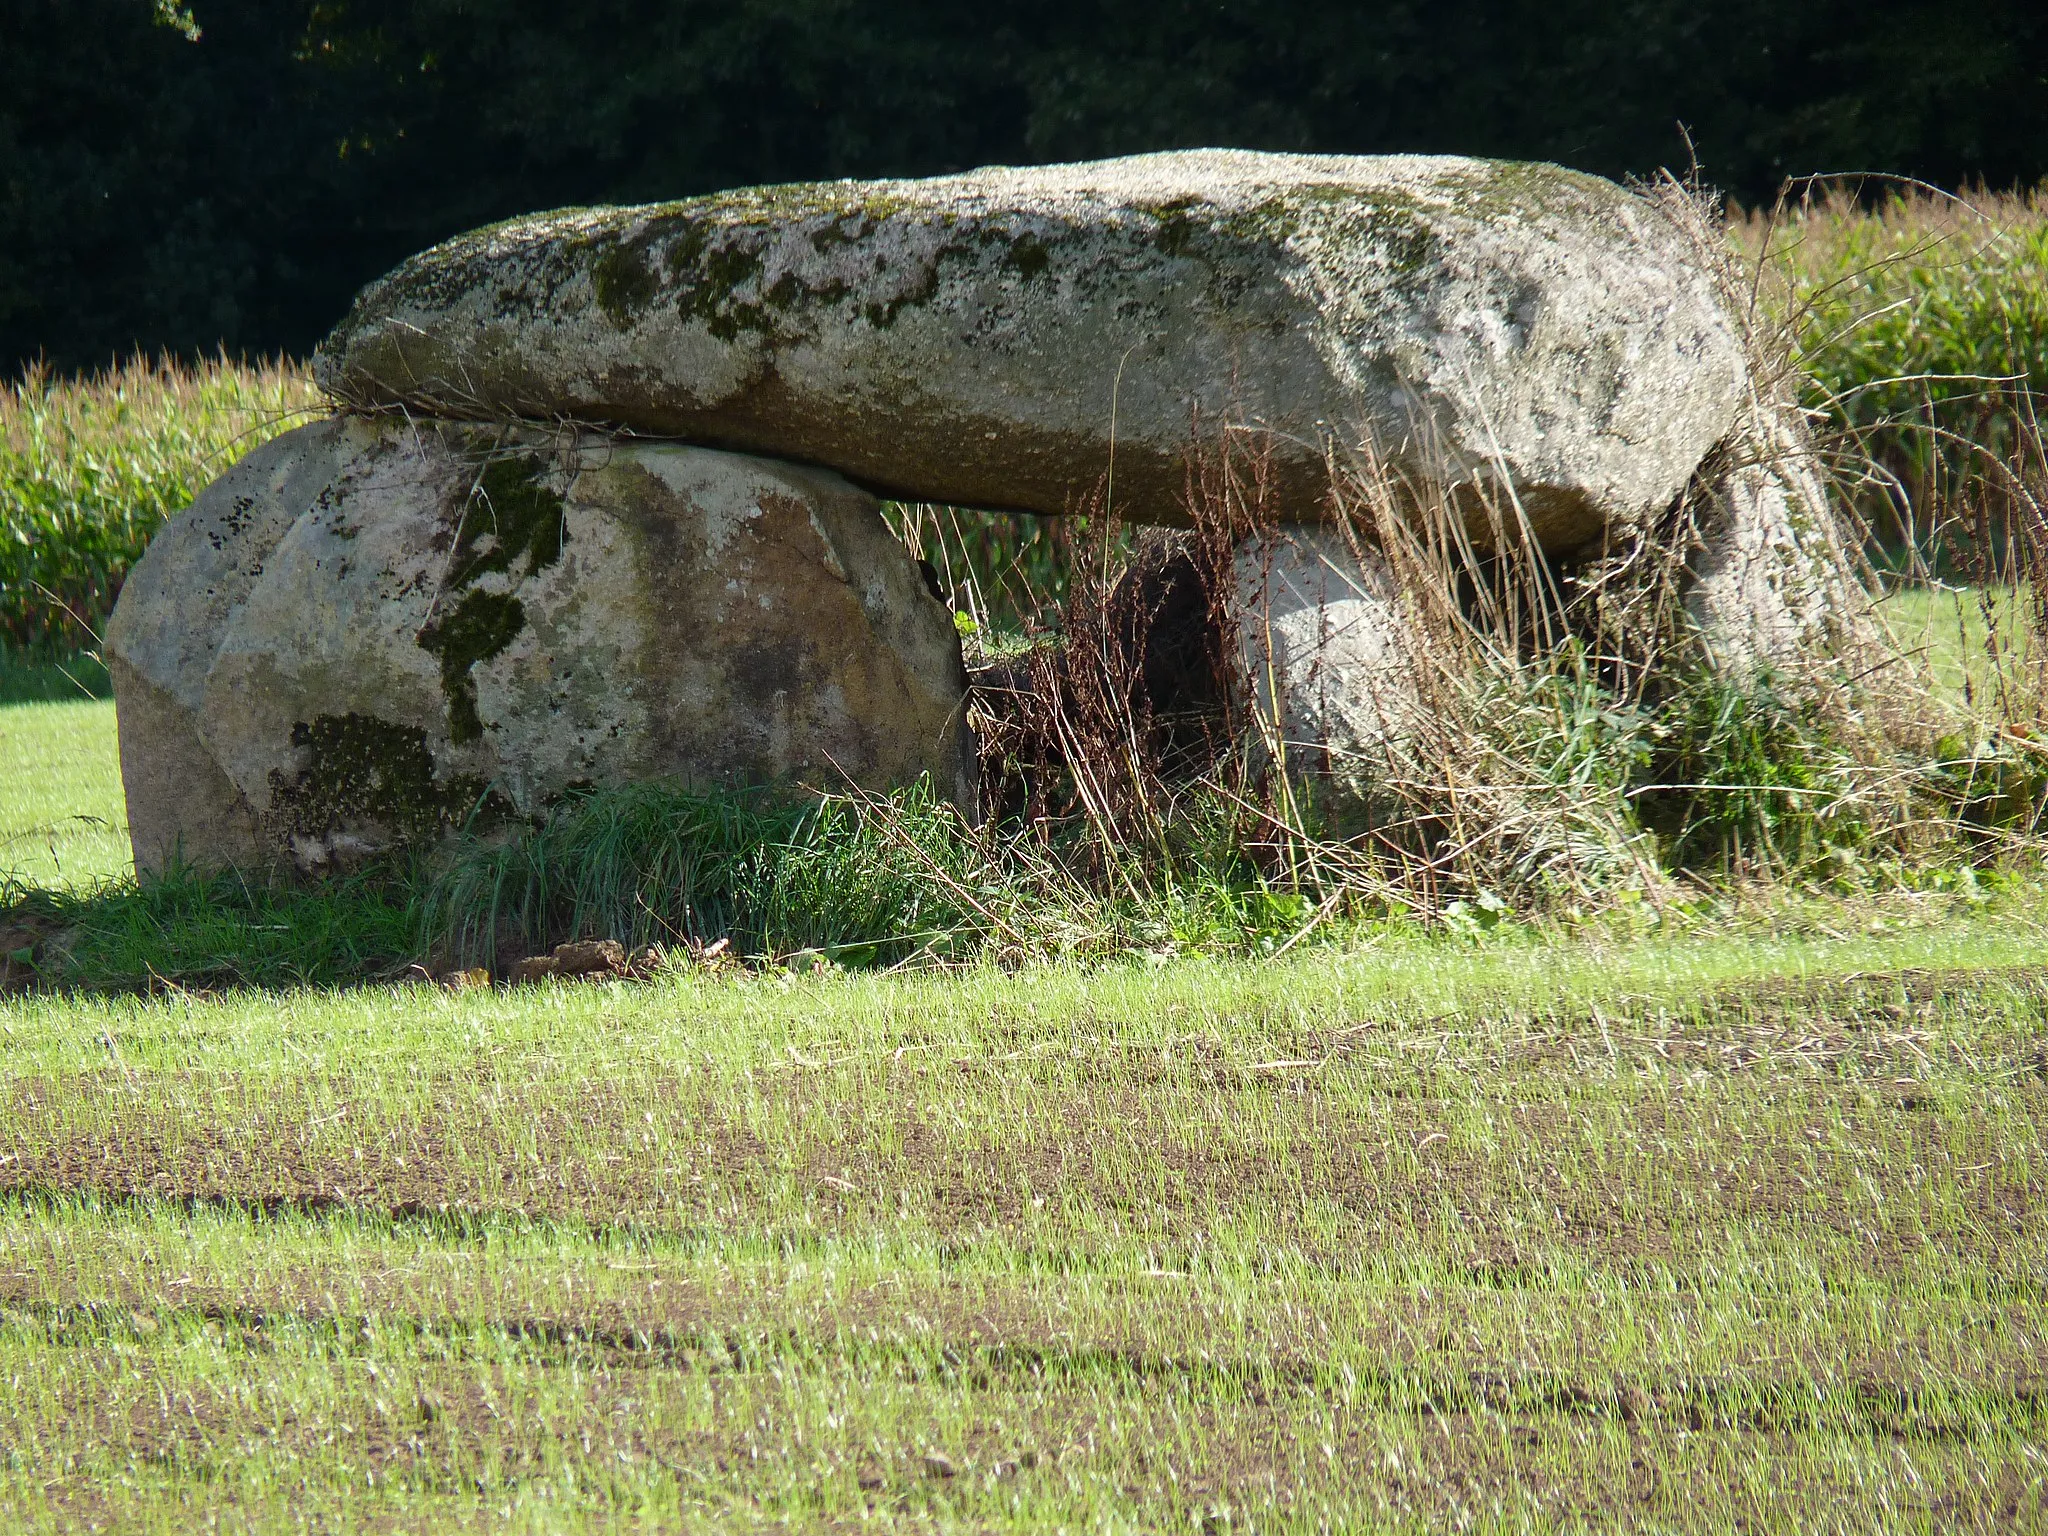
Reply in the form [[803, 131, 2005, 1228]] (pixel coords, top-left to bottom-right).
[[4, 1068, 2040, 1280]]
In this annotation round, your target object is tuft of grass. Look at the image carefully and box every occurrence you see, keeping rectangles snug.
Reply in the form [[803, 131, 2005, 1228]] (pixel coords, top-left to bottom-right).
[[1638, 669, 1865, 872], [418, 777, 992, 969], [0, 353, 321, 651], [1736, 185, 2048, 560]]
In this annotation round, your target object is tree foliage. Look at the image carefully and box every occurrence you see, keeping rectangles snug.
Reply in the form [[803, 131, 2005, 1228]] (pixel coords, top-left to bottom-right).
[[4, 0, 2045, 367]]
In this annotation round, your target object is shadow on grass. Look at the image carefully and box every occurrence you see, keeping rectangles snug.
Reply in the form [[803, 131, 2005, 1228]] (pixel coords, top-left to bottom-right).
[[0, 862, 418, 993], [0, 779, 985, 994]]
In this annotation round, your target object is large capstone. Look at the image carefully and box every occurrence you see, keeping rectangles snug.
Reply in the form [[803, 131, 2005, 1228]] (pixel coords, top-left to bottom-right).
[[318, 150, 1748, 552], [106, 418, 972, 874]]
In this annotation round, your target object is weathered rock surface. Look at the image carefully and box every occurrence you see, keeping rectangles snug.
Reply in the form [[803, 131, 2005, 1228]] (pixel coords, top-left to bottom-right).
[[1233, 527, 1420, 795], [318, 150, 1749, 551], [107, 418, 971, 874], [1685, 410, 1872, 673]]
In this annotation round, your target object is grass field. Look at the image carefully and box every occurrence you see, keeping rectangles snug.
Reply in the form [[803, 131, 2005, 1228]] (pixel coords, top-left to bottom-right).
[[0, 682, 128, 892], [2, 908, 2044, 1530], [2, 686, 2045, 1528]]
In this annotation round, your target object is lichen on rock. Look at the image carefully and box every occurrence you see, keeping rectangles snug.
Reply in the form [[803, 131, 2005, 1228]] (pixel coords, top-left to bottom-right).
[[318, 149, 1750, 552], [105, 419, 972, 874]]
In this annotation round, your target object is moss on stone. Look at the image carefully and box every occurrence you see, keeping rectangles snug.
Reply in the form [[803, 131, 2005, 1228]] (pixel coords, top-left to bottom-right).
[[448, 454, 569, 589], [1002, 232, 1052, 279], [1444, 158, 1615, 223], [1366, 210, 1436, 279], [415, 452, 568, 742], [645, 186, 1016, 341], [808, 217, 862, 253], [419, 589, 527, 744], [666, 232, 776, 342], [266, 712, 511, 847], [663, 222, 710, 277], [592, 241, 660, 328], [1143, 196, 1207, 257], [658, 214, 870, 339], [1214, 195, 1306, 246], [861, 275, 938, 330], [692, 183, 889, 225]]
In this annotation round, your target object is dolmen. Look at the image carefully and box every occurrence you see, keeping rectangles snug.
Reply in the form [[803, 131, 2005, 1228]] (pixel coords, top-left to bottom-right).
[[108, 149, 1858, 873]]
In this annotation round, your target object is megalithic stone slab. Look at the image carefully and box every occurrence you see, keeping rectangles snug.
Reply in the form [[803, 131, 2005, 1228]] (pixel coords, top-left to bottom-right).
[[106, 418, 972, 874], [1233, 526, 1421, 800], [1686, 407, 1876, 675], [317, 150, 1749, 552]]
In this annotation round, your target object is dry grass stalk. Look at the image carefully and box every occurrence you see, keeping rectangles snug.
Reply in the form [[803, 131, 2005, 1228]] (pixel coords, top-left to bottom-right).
[[953, 174, 2048, 917]]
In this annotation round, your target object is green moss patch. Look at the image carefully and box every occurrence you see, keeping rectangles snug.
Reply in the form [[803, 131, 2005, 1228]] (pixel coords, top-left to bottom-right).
[[662, 220, 865, 341], [419, 589, 527, 744], [683, 241, 776, 342], [591, 242, 661, 328], [417, 451, 568, 743], [1002, 232, 1053, 279], [1143, 196, 1207, 257], [447, 455, 569, 589], [265, 712, 511, 848]]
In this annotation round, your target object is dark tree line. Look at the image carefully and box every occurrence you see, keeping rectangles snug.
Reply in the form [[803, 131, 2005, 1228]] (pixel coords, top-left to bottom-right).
[[4, 0, 2045, 369]]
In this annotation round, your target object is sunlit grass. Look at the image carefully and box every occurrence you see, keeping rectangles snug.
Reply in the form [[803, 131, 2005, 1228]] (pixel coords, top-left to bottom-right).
[[1876, 582, 2040, 728], [0, 353, 319, 652], [1735, 186, 2048, 472], [2, 912, 2044, 1529], [0, 697, 128, 890]]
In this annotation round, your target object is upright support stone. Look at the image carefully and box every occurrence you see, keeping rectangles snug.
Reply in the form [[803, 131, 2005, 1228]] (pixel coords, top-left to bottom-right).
[[107, 419, 972, 873], [1686, 409, 1873, 675], [1232, 527, 1420, 805]]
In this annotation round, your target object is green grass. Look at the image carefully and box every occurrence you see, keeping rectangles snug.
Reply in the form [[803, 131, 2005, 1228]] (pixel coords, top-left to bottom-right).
[[0, 649, 111, 704], [7, 674, 2043, 1530], [421, 776, 986, 970], [0, 694, 128, 890], [2, 908, 2044, 1530], [1876, 583, 2041, 723]]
